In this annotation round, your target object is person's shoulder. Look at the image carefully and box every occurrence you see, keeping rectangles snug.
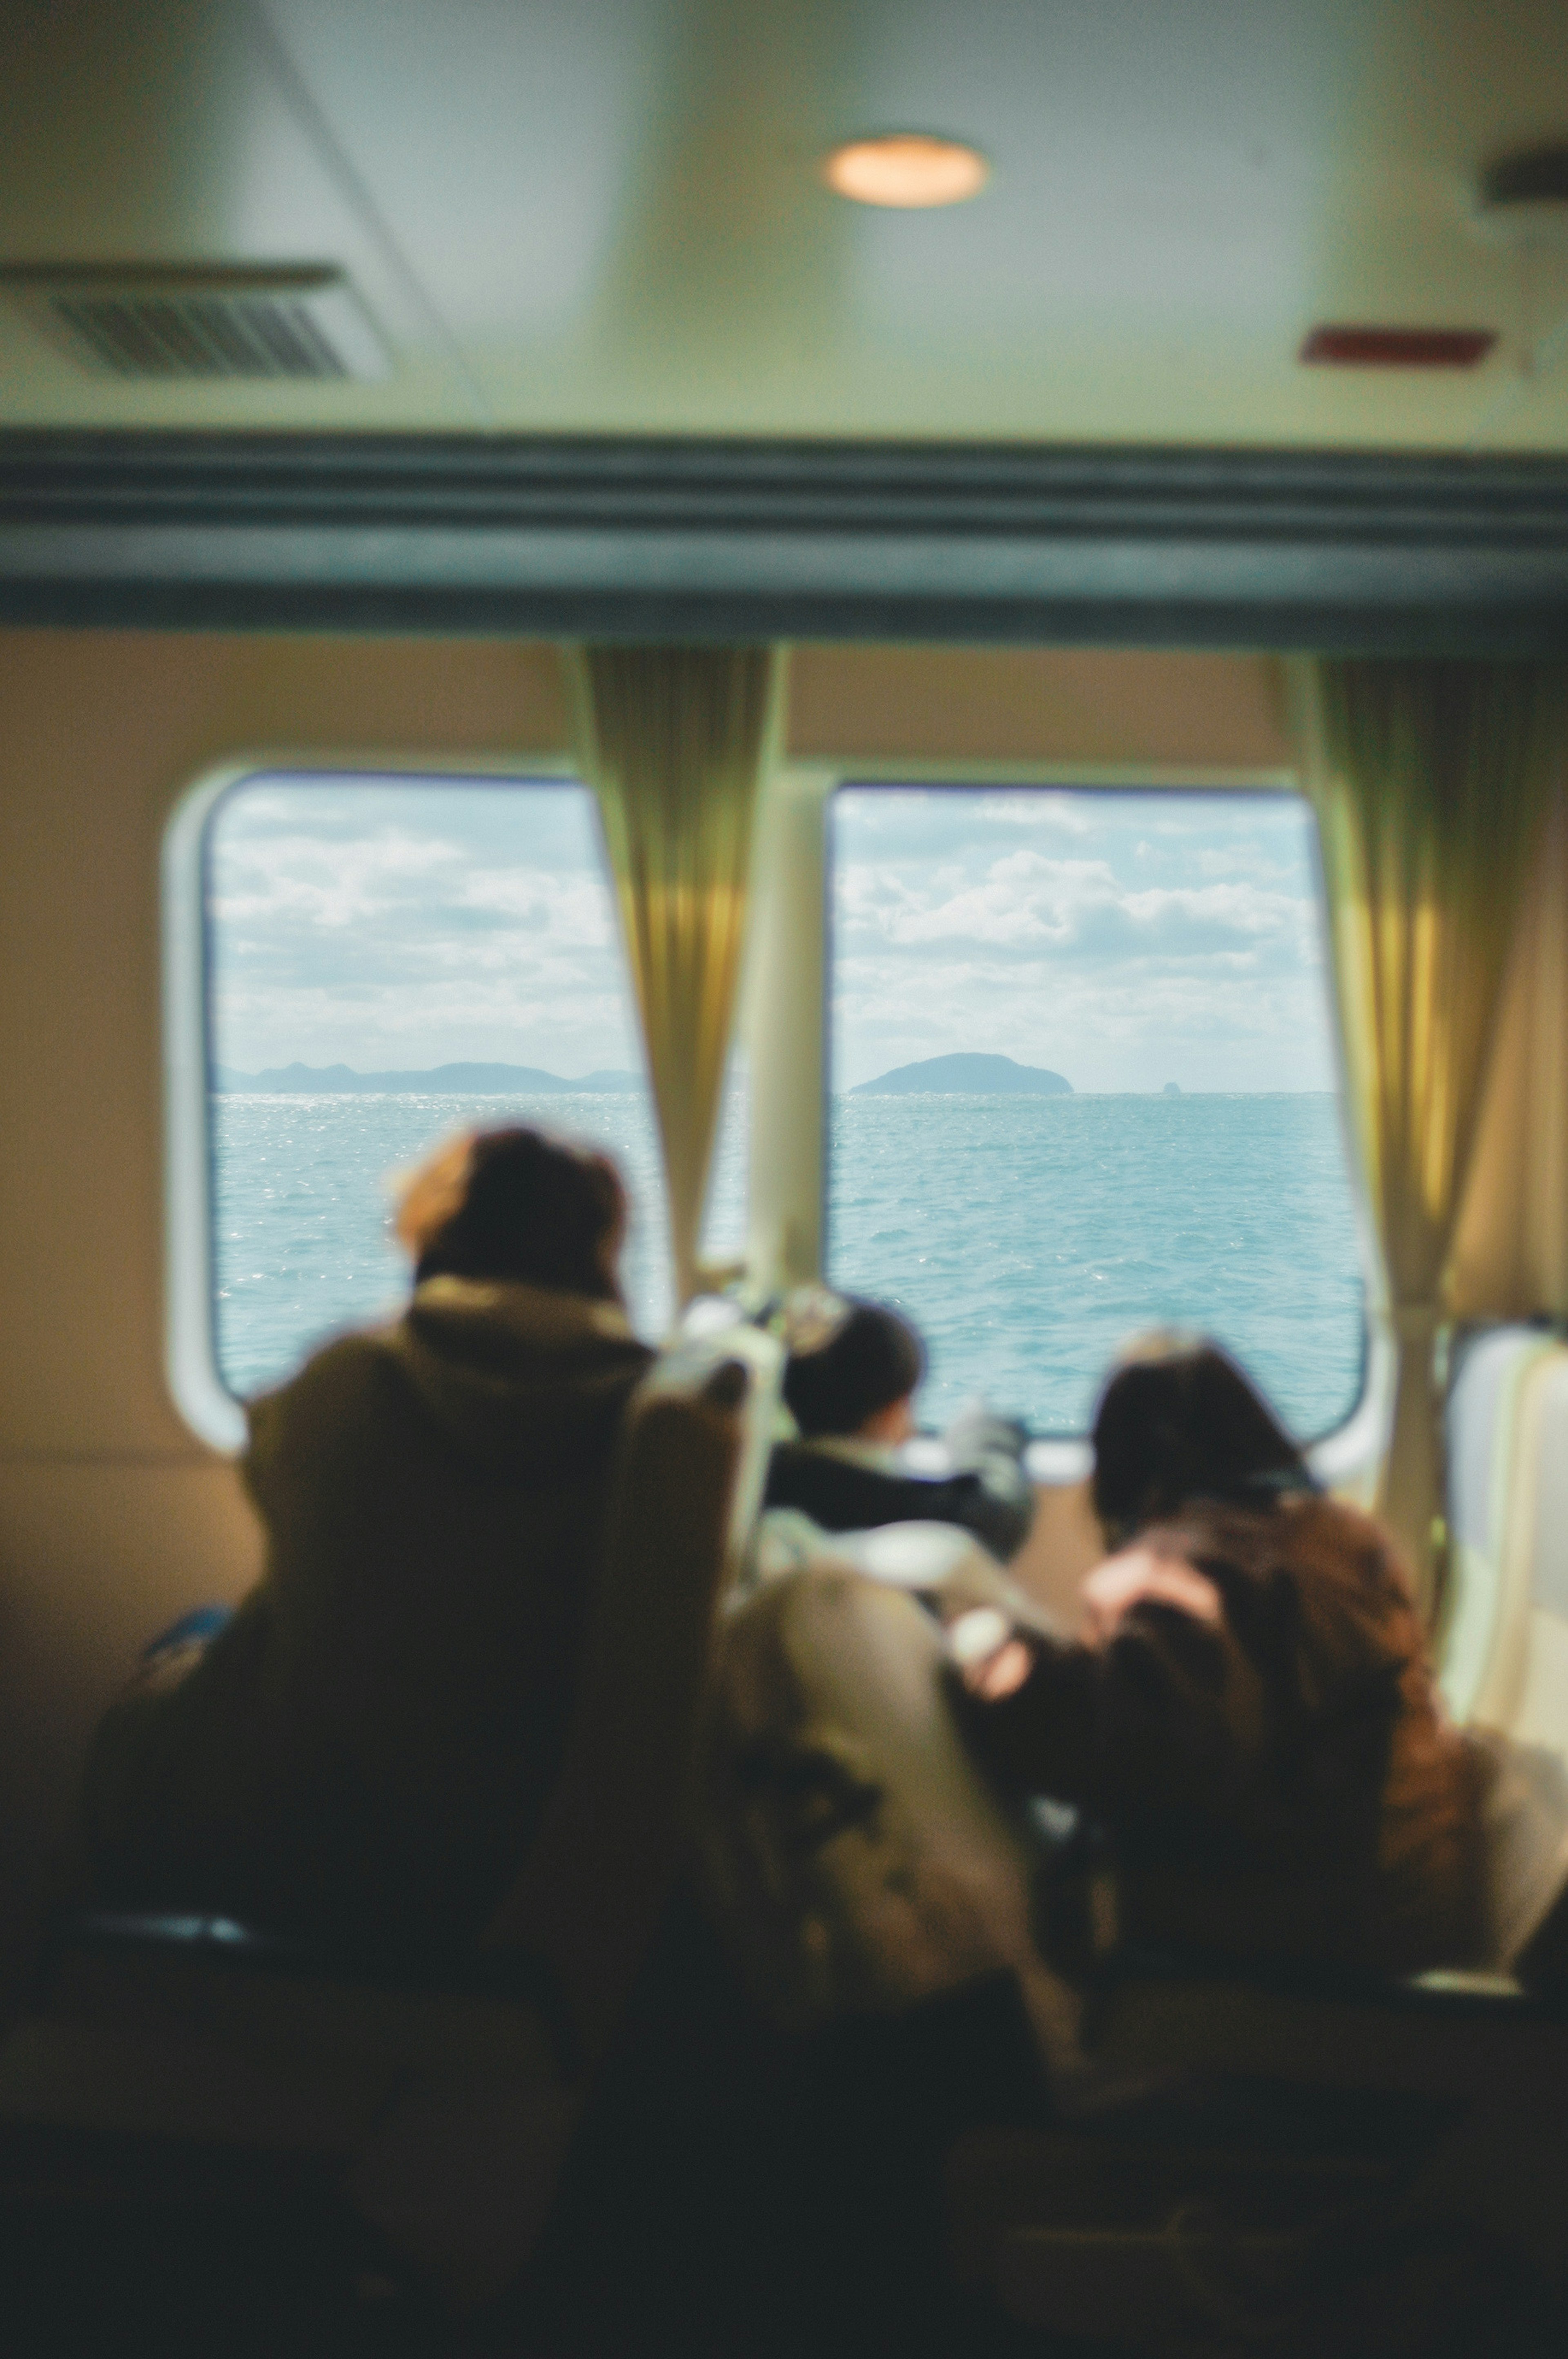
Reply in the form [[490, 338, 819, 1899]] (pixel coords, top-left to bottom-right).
[[245, 1324, 408, 1449], [1282, 1489, 1405, 1570], [1171, 1490, 1383, 1556], [765, 1436, 874, 1495], [1250, 1492, 1427, 1651], [1144, 1496, 1399, 1614], [255, 1323, 402, 1398]]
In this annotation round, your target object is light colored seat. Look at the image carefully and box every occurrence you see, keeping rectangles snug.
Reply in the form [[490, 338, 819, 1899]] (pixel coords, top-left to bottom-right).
[[1441, 1323, 1568, 1732], [1438, 1323, 1568, 1962], [0, 1322, 781, 2308]]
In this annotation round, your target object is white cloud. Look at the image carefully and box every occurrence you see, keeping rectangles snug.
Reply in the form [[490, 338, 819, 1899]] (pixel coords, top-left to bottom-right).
[[831, 787, 1337, 1092], [207, 783, 638, 1075], [460, 867, 615, 945], [973, 793, 1093, 834], [839, 845, 1307, 968], [212, 826, 466, 930], [206, 777, 1339, 1096]]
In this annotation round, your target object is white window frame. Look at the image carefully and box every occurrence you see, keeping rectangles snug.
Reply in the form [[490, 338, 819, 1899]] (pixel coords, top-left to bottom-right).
[[757, 759, 1390, 1494], [161, 752, 576, 1454], [166, 749, 1389, 1492]]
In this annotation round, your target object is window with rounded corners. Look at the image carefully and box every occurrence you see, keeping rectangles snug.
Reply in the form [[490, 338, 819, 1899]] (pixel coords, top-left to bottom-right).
[[164, 765, 746, 1451], [826, 781, 1374, 1448]]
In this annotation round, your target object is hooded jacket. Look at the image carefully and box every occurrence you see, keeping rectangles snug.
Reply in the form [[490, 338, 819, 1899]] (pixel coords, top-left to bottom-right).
[[84, 1278, 653, 1945], [764, 1406, 1035, 1564]]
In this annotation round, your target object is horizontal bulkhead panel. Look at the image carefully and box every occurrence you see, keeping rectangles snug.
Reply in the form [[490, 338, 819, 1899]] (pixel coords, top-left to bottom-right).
[[2, 434, 1568, 650]]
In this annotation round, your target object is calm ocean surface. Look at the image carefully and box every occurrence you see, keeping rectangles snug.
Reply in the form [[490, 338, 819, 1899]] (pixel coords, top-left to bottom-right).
[[211, 1090, 1365, 1439]]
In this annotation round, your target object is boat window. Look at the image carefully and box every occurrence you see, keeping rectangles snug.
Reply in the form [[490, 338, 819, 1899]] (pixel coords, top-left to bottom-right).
[[190, 772, 745, 1408], [827, 785, 1365, 1440]]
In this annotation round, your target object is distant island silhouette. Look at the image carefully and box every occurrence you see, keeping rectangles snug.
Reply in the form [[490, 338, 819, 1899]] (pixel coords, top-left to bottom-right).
[[850, 1052, 1072, 1096], [213, 1061, 641, 1094]]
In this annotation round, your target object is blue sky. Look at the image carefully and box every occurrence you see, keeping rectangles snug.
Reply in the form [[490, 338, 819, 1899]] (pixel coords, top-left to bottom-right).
[[832, 786, 1338, 1093], [207, 775, 640, 1077], [207, 773, 1339, 1092]]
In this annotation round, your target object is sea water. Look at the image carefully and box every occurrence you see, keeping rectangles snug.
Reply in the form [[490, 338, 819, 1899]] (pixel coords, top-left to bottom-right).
[[211, 1090, 1364, 1439], [828, 1092, 1363, 1438], [209, 1090, 715, 1401]]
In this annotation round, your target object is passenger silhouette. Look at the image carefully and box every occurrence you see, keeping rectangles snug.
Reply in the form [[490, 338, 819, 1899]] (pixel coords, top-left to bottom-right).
[[949, 1335, 1488, 1978], [82, 1126, 653, 1948], [763, 1289, 1035, 1563]]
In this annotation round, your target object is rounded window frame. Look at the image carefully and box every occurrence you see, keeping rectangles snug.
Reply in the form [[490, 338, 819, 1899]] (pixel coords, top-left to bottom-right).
[[806, 761, 1387, 1485], [161, 751, 579, 1453]]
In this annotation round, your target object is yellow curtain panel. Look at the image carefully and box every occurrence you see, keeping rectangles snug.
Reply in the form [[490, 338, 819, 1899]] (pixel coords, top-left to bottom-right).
[[564, 643, 786, 1309], [1294, 657, 1567, 1612], [1449, 780, 1568, 1322]]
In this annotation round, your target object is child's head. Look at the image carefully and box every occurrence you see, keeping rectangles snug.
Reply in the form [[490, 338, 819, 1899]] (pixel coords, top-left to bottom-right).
[[782, 1295, 925, 1442]]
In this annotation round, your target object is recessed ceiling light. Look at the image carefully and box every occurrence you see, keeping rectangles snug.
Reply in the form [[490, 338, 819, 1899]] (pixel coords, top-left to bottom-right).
[[822, 133, 989, 210]]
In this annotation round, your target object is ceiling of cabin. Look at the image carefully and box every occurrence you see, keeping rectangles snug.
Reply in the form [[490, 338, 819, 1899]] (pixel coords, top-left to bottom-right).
[[3, 0, 1568, 450]]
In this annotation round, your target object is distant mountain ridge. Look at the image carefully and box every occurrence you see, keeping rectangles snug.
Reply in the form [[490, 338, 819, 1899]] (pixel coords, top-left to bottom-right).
[[214, 1061, 641, 1094], [851, 1052, 1072, 1096]]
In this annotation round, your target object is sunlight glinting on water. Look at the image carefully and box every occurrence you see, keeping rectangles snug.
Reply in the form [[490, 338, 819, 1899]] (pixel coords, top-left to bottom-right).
[[213, 1087, 1362, 1440]]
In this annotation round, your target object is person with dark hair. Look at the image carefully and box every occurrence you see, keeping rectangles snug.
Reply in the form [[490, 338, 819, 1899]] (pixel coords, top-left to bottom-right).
[[397, 1124, 627, 1299], [83, 1125, 653, 1947], [946, 1335, 1489, 1979], [780, 1297, 926, 1445], [1088, 1334, 1313, 1545], [762, 1291, 1035, 1563]]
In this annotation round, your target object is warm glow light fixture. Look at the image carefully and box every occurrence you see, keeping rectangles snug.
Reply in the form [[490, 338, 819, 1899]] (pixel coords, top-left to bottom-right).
[[822, 133, 989, 209]]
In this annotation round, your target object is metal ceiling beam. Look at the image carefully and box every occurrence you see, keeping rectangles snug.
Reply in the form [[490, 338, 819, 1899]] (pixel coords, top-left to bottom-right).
[[2, 430, 1568, 652]]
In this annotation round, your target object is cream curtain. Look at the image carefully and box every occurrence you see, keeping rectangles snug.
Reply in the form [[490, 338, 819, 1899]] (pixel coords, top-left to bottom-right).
[[565, 643, 786, 1309], [1449, 779, 1568, 1320], [1293, 658, 1566, 1610]]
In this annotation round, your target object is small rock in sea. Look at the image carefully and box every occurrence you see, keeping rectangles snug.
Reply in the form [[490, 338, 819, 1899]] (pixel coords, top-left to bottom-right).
[[1162, 1082, 1181, 1096]]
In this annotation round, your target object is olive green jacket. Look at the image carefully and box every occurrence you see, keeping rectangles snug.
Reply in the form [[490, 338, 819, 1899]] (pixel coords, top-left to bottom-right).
[[84, 1278, 652, 1945]]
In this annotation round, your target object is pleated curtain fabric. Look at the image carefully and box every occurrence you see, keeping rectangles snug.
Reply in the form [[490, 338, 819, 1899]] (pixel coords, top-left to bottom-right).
[[1292, 656, 1566, 1613], [564, 643, 786, 1309], [1448, 777, 1568, 1322]]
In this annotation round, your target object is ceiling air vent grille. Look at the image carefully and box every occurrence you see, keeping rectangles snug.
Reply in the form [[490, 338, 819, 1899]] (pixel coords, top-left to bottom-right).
[[0, 264, 389, 382]]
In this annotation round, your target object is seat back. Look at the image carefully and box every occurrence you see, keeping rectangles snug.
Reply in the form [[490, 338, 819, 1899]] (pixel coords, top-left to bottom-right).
[[1431, 1328, 1568, 1975], [481, 1321, 781, 2067], [1442, 1327, 1563, 1725], [1443, 1327, 1568, 1746]]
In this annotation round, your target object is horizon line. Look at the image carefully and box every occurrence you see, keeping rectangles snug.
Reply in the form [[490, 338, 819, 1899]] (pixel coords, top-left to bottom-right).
[[214, 1067, 1336, 1099]]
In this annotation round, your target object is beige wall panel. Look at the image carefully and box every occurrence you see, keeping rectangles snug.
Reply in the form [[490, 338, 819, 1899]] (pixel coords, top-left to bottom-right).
[[0, 1460, 263, 2004], [0, 631, 570, 1460], [788, 647, 1293, 771]]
